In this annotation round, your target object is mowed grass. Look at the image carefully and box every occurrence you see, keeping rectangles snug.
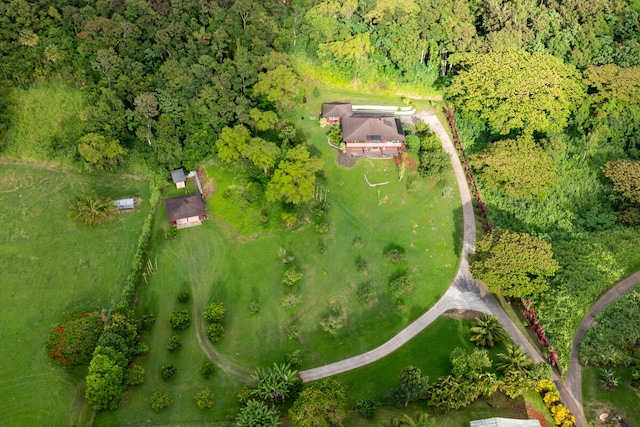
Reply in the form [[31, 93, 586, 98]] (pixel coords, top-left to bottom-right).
[[583, 367, 640, 425], [0, 160, 150, 426], [4, 83, 85, 161], [105, 90, 461, 424]]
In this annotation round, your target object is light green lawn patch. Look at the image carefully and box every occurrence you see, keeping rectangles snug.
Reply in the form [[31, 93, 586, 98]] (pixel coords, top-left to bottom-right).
[[0, 160, 149, 426], [583, 367, 640, 425], [4, 83, 85, 161]]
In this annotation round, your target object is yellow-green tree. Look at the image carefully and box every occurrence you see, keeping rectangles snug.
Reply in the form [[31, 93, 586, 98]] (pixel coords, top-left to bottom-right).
[[448, 50, 584, 136], [473, 134, 559, 200], [471, 229, 559, 297]]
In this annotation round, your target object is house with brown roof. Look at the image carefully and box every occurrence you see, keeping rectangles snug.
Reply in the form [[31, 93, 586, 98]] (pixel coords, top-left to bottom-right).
[[341, 115, 405, 157], [165, 194, 207, 228], [322, 103, 352, 124], [322, 102, 406, 157]]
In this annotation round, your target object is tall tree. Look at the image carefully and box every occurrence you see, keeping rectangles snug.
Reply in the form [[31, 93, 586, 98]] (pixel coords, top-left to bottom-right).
[[448, 50, 584, 136], [474, 134, 560, 200], [243, 137, 280, 176], [216, 125, 251, 164], [471, 229, 559, 297], [266, 145, 323, 204], [85, 346, 126, 411], [78, 133, 127, 169], [603, 159, 640, 204]]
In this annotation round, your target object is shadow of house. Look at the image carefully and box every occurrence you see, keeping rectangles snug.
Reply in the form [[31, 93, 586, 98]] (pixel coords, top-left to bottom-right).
[[165, 194, 207, 228]]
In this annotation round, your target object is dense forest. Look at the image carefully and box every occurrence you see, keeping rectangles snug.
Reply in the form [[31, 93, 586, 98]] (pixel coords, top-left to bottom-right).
[[2, 0, 640, 409]]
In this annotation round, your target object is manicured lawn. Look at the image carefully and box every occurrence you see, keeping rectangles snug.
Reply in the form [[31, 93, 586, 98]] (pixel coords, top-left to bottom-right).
[[106, 89, 461, 423], [583, 367, 640, 425], [0, 160, 150, 426]]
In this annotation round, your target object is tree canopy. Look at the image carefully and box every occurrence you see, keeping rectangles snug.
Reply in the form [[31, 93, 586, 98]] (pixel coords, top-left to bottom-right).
[[266, 145, 323, 205], [448, 50, 584, 136], [471, 229, 559, 297]]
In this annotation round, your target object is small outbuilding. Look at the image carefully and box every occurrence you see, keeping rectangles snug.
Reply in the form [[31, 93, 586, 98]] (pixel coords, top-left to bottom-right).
[[113, 198, 135, 210], [171, 168, 186, 189], [165, 194, 207, 228], [470, 418, 542, 427]]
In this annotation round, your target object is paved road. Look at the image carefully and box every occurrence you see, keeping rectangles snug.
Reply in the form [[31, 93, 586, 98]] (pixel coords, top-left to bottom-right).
[[566, 271, 640, 419]]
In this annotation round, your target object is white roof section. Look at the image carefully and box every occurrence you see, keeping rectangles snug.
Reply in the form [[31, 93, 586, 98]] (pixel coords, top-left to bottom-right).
[[114, 198, 135, 209], [171, 168, 186, 183], [470, 418, 541, 427]]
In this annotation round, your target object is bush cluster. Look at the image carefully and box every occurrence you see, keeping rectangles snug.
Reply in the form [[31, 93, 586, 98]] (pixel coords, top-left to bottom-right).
[[204, 302, 225, 343], [121, 176, 163, 306], [535, 380, 576, 427], [169, 309, 191, 330]]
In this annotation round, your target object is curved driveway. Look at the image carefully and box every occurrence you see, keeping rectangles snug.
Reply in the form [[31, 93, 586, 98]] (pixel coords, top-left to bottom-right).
[[299, 111, 589, 426]]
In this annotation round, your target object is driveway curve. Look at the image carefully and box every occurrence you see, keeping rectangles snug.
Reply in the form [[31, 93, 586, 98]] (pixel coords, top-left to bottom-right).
[[300, 111, 588, 427], [565, 271, 640, 420]]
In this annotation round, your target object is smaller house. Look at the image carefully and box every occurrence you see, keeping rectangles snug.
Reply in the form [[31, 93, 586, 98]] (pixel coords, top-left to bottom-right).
[[114, 198, 135, 210], [165, 194, 207, 228], [322, 103, 352, 124], [470, 418, 542, 427], [171, 168, 186, 189]]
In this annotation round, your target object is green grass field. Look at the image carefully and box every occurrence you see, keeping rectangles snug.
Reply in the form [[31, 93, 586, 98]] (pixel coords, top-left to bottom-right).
[[0, 160, 150, 426], [583, 367, 640, 425], [4, 83, 85, 162]]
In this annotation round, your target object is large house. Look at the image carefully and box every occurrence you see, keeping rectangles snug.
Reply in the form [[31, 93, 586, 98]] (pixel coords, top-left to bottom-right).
[[165, 194, 207, 228], [322, 103, 405, 157]]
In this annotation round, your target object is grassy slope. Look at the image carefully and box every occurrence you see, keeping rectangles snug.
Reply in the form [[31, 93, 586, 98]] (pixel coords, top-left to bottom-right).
[[0, 160, 149, 426], [583, 367, 640, 425], [4, 83, 85, 161]]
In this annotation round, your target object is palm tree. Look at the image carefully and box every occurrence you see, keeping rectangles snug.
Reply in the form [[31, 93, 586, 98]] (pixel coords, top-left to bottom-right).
[[386, 412, 434, 427], [68, 195, 117, 227], [469, 314, 506, 348], [496, 344, 534, 374]]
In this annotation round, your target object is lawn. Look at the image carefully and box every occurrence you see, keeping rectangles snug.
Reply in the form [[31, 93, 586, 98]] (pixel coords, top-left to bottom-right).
[[0, 160, 150, 426], [104, 89, 462, 424], [583, 367, 640, 426]]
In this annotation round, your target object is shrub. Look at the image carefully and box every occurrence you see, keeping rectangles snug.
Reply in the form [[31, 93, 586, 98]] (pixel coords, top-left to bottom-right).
[[206, 323, 225, 342], [161, 364, 177, 381], [543, 391, 560, 407], [150, 391, 172, 411], [384, 246, 406, 263], [278, 247, 295, 264], [194, 388, 214, 409], [355, 256, 369, 273], [389, 275, 413, 300], [285, 349, 302, 367], [177, 290, 190, 303], [138, 314, 156, 331], [167, 335, 182, 352], [248, 301, 260, 315], [204, 302, 225, 323], [357, 282, 376, 305], [320, 315, 345, 335], [237, 386, 253, 405], [282, 293, 301, 308], [124, 364, 145, 386], [169, 309, 191, 330], [200, 360, 216, 378], [282, 266, 303, 286], [535, 379, 555, 395], [632, 368, 640, 387], [599, 368, 620, 389], [356, 399, 377, 418], [164, 225, 178, 240], [287, 324, 300, 340], [46, 311, 104, 366]]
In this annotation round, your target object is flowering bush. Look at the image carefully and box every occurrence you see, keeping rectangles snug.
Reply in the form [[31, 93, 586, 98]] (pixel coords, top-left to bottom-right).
[[46, 311, 103, 366]]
